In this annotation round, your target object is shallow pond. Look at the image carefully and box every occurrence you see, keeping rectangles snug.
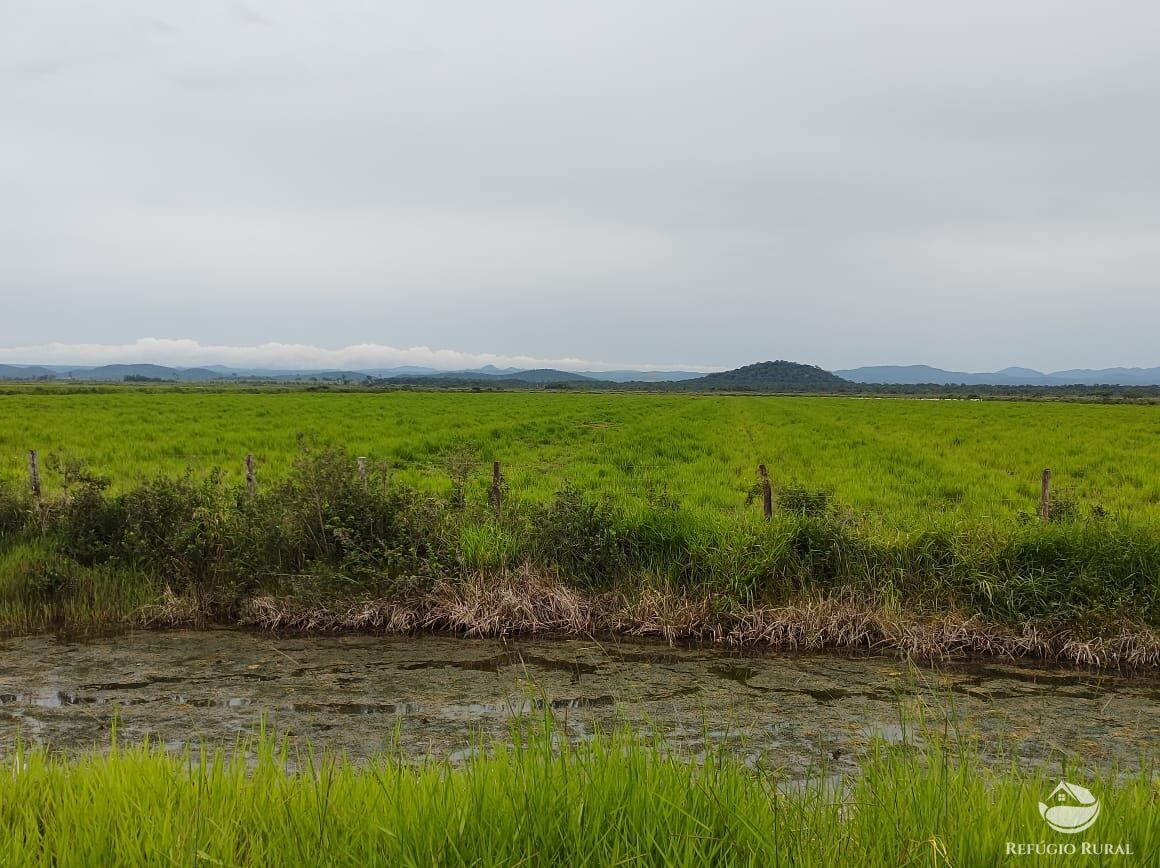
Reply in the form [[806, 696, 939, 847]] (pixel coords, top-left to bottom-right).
[[0, 630, 1156, 778]]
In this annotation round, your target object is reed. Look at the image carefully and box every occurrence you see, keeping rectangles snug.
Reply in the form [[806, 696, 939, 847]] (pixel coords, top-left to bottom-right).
[[232, 572, 1160, 667]]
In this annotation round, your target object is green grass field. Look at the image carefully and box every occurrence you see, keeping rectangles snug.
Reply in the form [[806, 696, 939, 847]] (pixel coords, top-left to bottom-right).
[[2, 390, 1159, 528]]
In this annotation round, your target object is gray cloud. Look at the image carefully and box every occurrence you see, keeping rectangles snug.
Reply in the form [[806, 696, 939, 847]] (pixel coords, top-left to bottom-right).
[[1, 1, 1158, 371]]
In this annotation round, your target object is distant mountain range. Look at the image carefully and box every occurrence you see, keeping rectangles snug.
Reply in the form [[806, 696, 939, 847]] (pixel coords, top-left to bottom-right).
[[836, 365, 1160, 386], [1, 360, 1157, 389], [0, 363, 263, 382], [0, 359, 840, 391], [0, 363, 704, 383], [0, 364, 57, 379]]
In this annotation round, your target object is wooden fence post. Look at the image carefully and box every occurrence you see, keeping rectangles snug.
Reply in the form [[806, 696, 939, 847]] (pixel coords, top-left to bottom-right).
[[357, 456, 368, 487], [245, 454, 257, 496], [758, 464, 772, 520], [489, 461, 502, 514], [28, 450, 41, 499], [1039, 468, 1051, 521]]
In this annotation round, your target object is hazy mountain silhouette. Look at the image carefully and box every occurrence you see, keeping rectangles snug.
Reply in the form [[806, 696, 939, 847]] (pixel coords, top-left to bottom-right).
[[837, 365, 1160, 386]]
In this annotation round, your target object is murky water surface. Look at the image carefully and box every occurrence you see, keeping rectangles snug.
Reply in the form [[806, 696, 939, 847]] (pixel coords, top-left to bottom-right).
[[0, 630, 1155, 778]]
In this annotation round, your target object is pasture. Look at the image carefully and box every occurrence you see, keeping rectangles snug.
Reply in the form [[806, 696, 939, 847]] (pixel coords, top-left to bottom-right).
[[2, 389, 1158, 529]]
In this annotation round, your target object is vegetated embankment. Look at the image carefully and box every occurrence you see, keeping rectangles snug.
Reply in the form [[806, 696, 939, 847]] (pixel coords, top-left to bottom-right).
[[1, 446, 1156, 667]]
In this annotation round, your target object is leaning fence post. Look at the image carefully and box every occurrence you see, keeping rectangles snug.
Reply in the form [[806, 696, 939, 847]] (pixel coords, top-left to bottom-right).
[[758, 464, 772, 520], [1039, 468, 1051, 521], [489, 461, 502, 514], [245, 454, 257, 496], [28, 450, 41, 499]]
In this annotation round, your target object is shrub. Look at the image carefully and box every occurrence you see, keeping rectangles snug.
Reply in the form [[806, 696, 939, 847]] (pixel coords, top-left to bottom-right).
[[220, 446, 457, 596], [777, 483, 834, 518], [115, 472, 237, 599], [532, 484, 625, 586], [51, 464, 122, 567]]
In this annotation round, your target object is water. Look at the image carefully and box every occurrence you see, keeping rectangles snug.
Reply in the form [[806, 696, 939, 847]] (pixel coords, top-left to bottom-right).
[[0, 629, 1155, 778]]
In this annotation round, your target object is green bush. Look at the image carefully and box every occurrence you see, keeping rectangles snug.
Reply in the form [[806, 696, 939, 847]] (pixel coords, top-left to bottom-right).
[[531, 484, 626, 586], [53, 467, 122, 567], [777, 482, 834, 518], [248, 445, 456, 587]]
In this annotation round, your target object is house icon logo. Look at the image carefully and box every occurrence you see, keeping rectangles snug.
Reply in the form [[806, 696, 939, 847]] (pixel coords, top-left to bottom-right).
[[1038, 781, 1100, 834]]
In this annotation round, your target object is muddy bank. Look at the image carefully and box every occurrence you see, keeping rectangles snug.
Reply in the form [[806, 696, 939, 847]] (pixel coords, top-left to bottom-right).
[[1, 629, 1156, 779], [134, 574, 1160, 669]]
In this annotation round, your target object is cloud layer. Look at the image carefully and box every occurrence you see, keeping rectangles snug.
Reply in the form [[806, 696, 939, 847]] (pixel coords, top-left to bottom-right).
[[0, 338, 712, 373]]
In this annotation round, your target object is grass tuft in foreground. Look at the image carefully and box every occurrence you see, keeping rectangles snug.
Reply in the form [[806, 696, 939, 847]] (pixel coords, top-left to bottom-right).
[[0, 721, 1155, 866]]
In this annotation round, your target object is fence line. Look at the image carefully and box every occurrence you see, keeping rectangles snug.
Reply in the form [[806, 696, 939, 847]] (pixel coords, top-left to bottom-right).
[[18, 449, 1063, 522]]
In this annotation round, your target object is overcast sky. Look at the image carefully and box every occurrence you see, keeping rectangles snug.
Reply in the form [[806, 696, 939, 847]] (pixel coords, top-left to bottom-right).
[[1, 1, 1158, 372]]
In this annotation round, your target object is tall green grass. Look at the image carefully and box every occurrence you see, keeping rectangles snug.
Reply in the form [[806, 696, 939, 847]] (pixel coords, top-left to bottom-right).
[[0, 721, 1154, 866], [0, 541, 156, 630]]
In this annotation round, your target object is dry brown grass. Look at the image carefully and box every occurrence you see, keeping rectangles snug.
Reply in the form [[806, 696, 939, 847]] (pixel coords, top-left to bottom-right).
[[194, 568, 1160, 669], [131, 585, 205, 627]]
